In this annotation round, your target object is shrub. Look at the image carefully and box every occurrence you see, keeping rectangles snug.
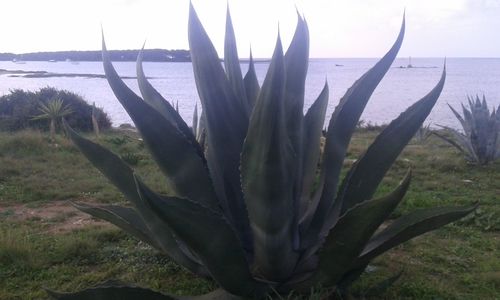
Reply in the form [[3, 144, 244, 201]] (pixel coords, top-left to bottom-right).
[[0, 87, 111, 132]]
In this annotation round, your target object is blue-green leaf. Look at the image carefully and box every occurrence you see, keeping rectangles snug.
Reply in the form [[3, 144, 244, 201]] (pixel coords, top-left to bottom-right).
[[356, 203, 478, 267], [433, 128, 474, 160], [307, 170, 411, 287], [243, 50, 260, 110], [103, 38, 218, 211], [335, 67, 446, 217], [72, 202, 160, 250], [284, 13, 309, 148], [188, 3, 251, 249], [192, 103, 198, 137], [284, 14, 310, 243], [136, 48, 201, 158], [303, 16, 405, 245], [241, 35, 298, 281], [299, 82, 329, 219], [224, 6, 249, 114], [448, 103, 468, 133], [47, 284, 176, 300], [136, 177, 267, 298], [64, 123, 206, 276]]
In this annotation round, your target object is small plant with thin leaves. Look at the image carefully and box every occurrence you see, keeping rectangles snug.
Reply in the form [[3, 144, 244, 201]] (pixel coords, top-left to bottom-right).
[[32, 98, 73, 140], [414, 123, 432, 143], [434, 95, 500, 164], [48, 4, 476, 300]]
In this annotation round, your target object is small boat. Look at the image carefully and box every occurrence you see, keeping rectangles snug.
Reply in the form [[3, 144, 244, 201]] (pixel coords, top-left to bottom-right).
[[12, 58, 26, 64], [49, 59, 57, 62], [65, 58, 80, 65]]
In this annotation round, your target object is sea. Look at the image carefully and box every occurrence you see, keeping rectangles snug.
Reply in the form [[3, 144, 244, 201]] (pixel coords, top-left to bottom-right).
[[1, 57, 499, 129]]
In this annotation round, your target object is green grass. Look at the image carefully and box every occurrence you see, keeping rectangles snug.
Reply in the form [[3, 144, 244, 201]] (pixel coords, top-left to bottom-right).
[[0, 129, 169, 205], [0, 129, 499, 299]]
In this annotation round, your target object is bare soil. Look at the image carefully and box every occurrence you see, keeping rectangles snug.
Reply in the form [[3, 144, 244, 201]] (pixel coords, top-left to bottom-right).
[[0, 200, 109, 233]]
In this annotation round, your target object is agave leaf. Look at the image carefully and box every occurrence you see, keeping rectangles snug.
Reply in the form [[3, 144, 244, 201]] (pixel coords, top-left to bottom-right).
[[470, 99, 490, 162], [136, 48, 202, 158], [298, 171, 326, 241], [224, 6, 249, 114], [284, 13, 309, 144], [243, 50, 260, 110], [192, 103, 198, 137], [49, 287, 246, 300], [283, 13, 309, 141], [64, 123, 207, 276], [485, 109, 498, 160], [283, 14, 310, 248], [189, 289, 245, 300], [197, 109, 206, 140], [46, 284, 176, 300], [241, 35, 298, 281], [188, 3, 251, 249], [432, 130, 468, 155], [72, 202, 160, 250], [356, 203, 478, 266], [462, 102, 473, 134], [303, 16, 405, 244], [448, 103, 468, 134], [299, 82, 329, 217], [334, 67, 445, 218], [103, 38, 218, 211], [135, 177, 267, 298], [434, 126, 478, 162], [310, 170, 411, 287], [363, 270, 403, 297]]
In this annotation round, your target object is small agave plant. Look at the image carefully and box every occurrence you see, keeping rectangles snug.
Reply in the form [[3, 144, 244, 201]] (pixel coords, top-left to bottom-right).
[[414, 123, 432, 143], [434, 95, 500, 164], [49, 4, 476, 299], [32, 98, 73, 140]]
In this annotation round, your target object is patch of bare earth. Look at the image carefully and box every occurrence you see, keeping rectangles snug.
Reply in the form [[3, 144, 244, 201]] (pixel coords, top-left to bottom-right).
[[0, 201, 109, 233]]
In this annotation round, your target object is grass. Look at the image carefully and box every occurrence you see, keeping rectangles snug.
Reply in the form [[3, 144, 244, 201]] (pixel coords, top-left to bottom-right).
[[0, 129, 499, 299], [0, 129, 169, 205]]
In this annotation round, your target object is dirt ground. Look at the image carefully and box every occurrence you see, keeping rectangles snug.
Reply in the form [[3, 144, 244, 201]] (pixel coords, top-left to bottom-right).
[[0, 201, 109, 233]]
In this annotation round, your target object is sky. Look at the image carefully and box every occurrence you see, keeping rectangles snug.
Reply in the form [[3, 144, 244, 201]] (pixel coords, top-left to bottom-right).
[[0, 0, 499, 58]]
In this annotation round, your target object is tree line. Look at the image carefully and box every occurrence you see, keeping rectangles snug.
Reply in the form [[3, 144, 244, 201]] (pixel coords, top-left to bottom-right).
[[0, 49, 190, 62]]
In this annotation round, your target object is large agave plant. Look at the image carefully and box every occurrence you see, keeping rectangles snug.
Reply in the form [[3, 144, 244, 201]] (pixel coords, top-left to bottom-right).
[[50, 4, 476, 299], [434, 95, 500, 164]]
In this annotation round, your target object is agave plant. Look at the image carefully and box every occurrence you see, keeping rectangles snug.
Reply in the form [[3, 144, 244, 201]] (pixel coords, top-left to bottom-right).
[[414, 123, 432, 143], [32, 98, 73, 140], [434, 95, 500, 164], [49, 4, 476, 299]]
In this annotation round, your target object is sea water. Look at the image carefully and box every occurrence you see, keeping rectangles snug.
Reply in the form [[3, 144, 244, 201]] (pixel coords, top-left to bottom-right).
[[1, 57, 499, 129]]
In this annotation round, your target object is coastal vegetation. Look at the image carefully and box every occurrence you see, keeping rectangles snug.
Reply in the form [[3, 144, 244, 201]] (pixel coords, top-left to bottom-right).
[[31, 99, 73, 140], [0, 49, 190, 62], [0, 129, 498, 299], [28, 4, 485, 299], [0, 3, 496, 300], [434, 96, 500, 165], [0, 87, 111, 133]]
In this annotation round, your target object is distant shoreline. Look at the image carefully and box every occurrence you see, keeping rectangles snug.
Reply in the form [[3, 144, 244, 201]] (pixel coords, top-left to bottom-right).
[[0, 49, 191, 62], [0, 68, 144, 79]]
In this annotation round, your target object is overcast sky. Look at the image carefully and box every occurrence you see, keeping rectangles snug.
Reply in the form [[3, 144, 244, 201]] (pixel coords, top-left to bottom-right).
[[0, 0, 499, 58]]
